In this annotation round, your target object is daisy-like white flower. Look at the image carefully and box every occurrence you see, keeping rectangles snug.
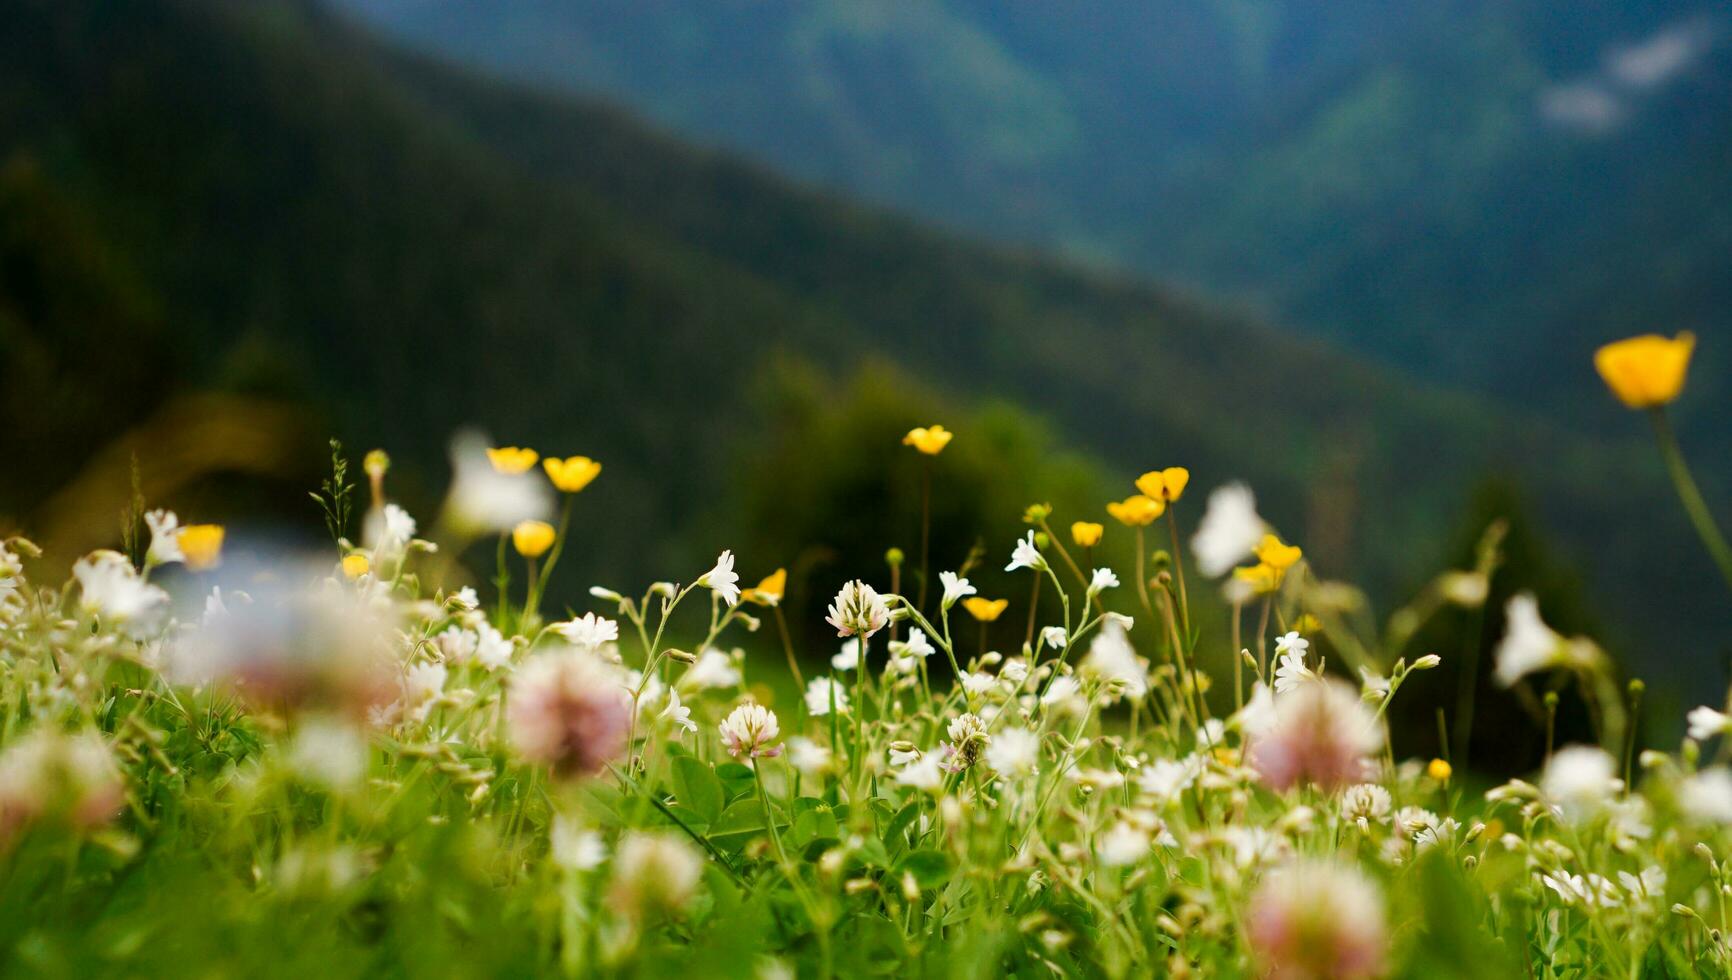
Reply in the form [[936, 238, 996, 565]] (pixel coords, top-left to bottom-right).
[[552, 612, 619, 652], [1273, 646, 1313, 695], [1137, 757, 1200, 805], [831, 642, 859, 671], [144, 510, 184, 566], [719, 703, 781, 758], [897, 753, 945, 792], [73, 551, 169, 637], [984, 727, 1039, 776], [1679, 768, 1732, 824], [1040, 626, 1067, 650], [701, 550, 741, 607], [888, 745, 922, 767], [474, 623, 515, 671], [891, 628, 936, 660], [1541, 745, 1619, 823], [803, 676, 850, 716], [435, 626, 478, 664], [660, 688, 696, 735], [1687, 705, 1731, 742], [1191, 483, 1264, 577], [1493, 593, 1564, 686], [1079, 621, 1146, 699], [788, 737, 833, 777], [825, 580, 888, 638], [405, 661, 447, 707], [1088, 567, 1119, 594], [450, 586, 480, 611], [1005, 532, 1047, 573], [939, 571, 975, 608], [1275, 631, 1308, 657], [1041, 675, 1085, 714], [1097, 822, 1150, 867], [366, 502, 417, 553], [507, 650, 632, 777], [683, 649, 742, 689]]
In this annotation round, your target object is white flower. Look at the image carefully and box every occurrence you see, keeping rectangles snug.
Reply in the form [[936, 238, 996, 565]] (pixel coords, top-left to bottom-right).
[[474, 623, 515, 671], [1088, 567, 1119, 594], [1006, 532, 1047, 573], [985, 727, 1039, 776], [1274, 631, 1308, 657], [788, 737, 833, 776], [73, 551, 169, 636], [1340, 784, 1393, 828], [1040, 626, 1068, 650], [367, 503, 417, 553], [405, 661, 447, 706], [684, 649, 742, 689], [1040, 675, 1086, 716], [1236, 683, 1278, 739], [552, 612, 619, 652], [1097, 822, 1149, 867], [897, 753, 945, 792], [1079, 620, 1145, 699], [804, 677, 851, 716], [612, 833, 703, 913], [435, 626, 478, 664], [1493, 593, 1563, 687], [961, 671, 997, 697], [719, 703, 780, 758], [1273, 647, 1313, 695], [939, 571, 975, 608], [1190, 483, 1264, 577], [288, 718, 366, 792], [660, 688, 696, 735], [1679, 768, 1732, 823], [832, 642, 860, 671], [1687, 705, 1731, 742], [551, 816, 606, 872], [888, 745, 922, 767], [450, 587, 480, 611], [1137, 757, 1200, 804], [1358, 666, 1391, 698], [890, 628, 935, 660], [701, 550, 741, 607], [1540, 745, 1619, 823], [825, 580, 888, 638], [145, 510, 184, 565], [445, 432, 551, 533]]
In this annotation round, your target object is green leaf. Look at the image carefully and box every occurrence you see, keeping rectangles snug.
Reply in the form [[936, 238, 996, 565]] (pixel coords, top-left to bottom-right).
[[671, 756, 724, 823], [714, 762, 756, 800], [710, 798, 783, 839], [892, 849, 954, 889]]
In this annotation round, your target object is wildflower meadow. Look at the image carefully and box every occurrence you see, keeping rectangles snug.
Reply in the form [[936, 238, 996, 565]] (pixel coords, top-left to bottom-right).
[[1, 332, 1728, 978]]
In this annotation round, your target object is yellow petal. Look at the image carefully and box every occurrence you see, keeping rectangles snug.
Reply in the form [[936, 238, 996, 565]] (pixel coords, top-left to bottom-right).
[[1134, 466, 1190, 502], [1070, 521, 1104, 548], [512, 519, 556, 558], [544, 455, 602, 493], [341, 554, 371, 579], [1106, 494, 1164, 527], [962, 596, 1008, 622], [744, 568, 787, 606], [487, 446, 540, 475], [902, 424, 953, 455], [176, 524, 225, 571], [1593, 332, 1694, 408], [1253, 533, 1303, 571]]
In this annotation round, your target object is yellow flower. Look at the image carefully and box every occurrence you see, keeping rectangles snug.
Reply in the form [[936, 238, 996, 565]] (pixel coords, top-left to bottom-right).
[[512, 519, 556, 558], [543, 455, 602, 493], [1294, 613, 1324, 634], [962, 597, 1008, 622], [486, 446, 540, 475], [1593, 332, 1694, 408], [1232, 562, 1280, 594], [1106, 494, 1164, 527], [902, 425, 953, 455], [176, 525, 225, 571], [1134, 466, 1190, 503], [1253, 533, 1303, 572], [1071, 521, 1104, 548], [341, 554, 371, 580], [1428, 758, 1452, 782], [742, 568, 788, 607]]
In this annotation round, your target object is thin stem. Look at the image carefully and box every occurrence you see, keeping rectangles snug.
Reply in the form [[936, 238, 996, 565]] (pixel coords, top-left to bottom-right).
[[773, 605, 805, 691], [1165, 508, 1191, 637], [1650, 408, 1732, 594], [917, 460, 932, 613]]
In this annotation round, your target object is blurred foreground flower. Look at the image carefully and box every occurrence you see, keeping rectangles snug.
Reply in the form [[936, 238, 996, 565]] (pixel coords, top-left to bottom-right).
[[1249, 860, 1387, 980], [0, 730, 124, 840], [1249, 678, 1381, 792], [508, 650, 631, 777]]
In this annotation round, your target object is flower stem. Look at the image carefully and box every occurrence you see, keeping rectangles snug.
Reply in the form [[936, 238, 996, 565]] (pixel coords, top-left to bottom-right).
[[1650, 408, 1732, 594]]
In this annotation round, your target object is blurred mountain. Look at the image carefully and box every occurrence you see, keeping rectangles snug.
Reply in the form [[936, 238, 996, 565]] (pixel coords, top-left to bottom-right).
[[338, 0, 1732, 434], [0, 0, 1722, 691]]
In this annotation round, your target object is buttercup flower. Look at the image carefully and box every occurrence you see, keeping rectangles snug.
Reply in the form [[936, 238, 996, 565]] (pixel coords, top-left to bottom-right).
[[1192, 483, 1264, 577], [719, 703, 781, 758], [172, 524, 225, 571], [1248, 860, 1387, 980], [902, 425, 953, 455], [1593, 332, 1693, 409], [962, 597, 1008, 622], [512, 520, 556, 559], [543, 455, 601, 493], [1134, 466, 1189, 503], [507, 649, 631, 777], [1253, 533, 1302, 572], [701, 550, 741, 606], [1106, 494, 1163, 527], [1234, 562, 1282, 595], [1071, 521, 1104, 547], [939, 571, 976, 607], [825, 580, 888, 638], [742, 568, 787, 607], [486, 446, 540, 474], [1427, 758, 1452, 782]]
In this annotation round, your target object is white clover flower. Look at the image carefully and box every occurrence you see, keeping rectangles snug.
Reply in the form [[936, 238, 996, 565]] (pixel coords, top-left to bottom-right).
[[897, 753, 945, 792], [1079, 620, 1146, 699], [1191, 483, 1264, 577], [825, 580, 888, 638], [684, 649, 742, 689], [508, 650, 631, 775], [552, 612, 620, 652], [1040, 626, 1067, 650], [660, 688, 696, 735], [144, 510, 184, 566], [1005, 532, 1047, 573], [1088, 567, 1119, 594], [1249, 679, 1381, 792], [1341, 784, 1393, 829], [1687, 705, 1731, 742], [73, 551, 169, 637], [551, 816, 606, 872], [1541, 745, 1619, 823], [1097, 822, 1149, 867], [1493, 594, 1564, 686], [788, 737, 833, 777], [474, 622, 515, 671], [945, 713, 989, 771], [700, 550, 741, 607], [1679, 768, 1732, 823], [804, 676, 850, 716], [719, 703, 780, 759], [939, 571, 975, 608], [985, 727, 1039, 776]]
